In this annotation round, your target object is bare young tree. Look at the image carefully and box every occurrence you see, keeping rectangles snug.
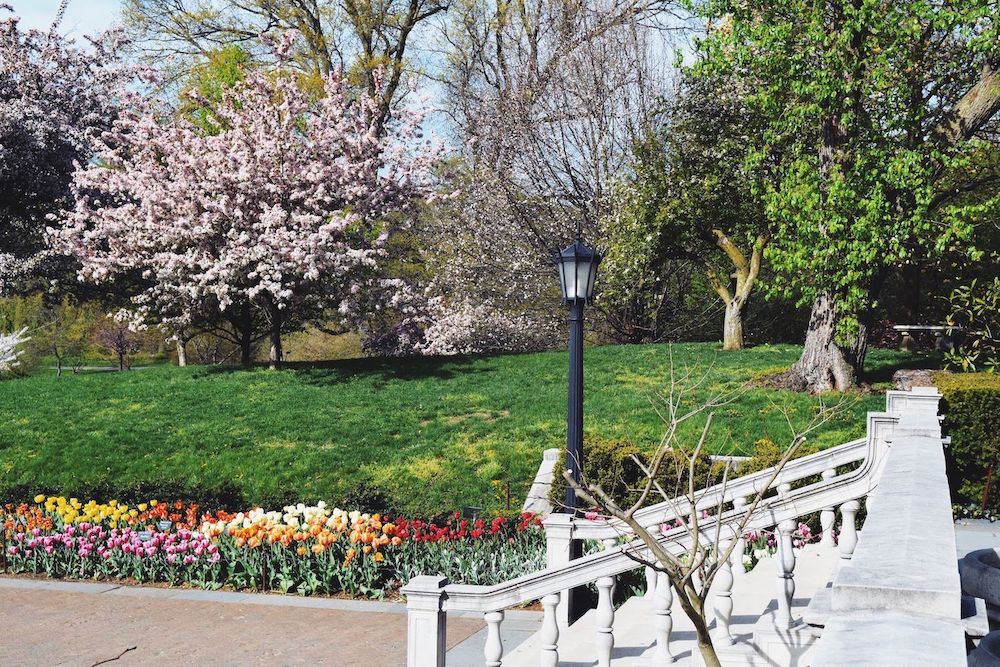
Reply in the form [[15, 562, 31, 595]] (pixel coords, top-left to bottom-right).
[[563, 361, 848, 667], [122, 0, 447, 134], [417, 1, 684, 341]]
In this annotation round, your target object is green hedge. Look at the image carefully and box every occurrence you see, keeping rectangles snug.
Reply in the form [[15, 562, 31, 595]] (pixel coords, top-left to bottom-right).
[[546, 435, 824, 511], [547, 435, 725, 511], [937, 373, 1000, 511]]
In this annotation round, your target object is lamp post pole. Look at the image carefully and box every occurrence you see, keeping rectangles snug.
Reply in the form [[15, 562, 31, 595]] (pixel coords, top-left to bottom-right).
[[553, 225, 601, 626], [565, 299, 585, 514]]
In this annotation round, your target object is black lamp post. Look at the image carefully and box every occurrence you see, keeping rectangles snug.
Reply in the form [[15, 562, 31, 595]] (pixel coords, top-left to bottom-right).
[[554, 224, 602, 515]]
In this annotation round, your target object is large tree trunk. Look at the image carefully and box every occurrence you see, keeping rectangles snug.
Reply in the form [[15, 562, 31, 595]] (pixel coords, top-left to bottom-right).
[[240, 338, 253, 366], [235, 304, 254, 366], [722, 299, 745, 351], [788, 292, 856, 392], [176, 339, 187, 367], [268, 305, 283, 370]]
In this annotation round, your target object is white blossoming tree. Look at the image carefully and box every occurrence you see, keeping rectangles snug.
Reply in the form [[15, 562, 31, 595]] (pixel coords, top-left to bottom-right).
[[0, 327, 28, 373], [51, 33, 437, 368]]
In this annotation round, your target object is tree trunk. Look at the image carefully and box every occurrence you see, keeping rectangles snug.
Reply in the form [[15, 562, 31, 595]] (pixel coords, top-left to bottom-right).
[[722, 299, 745, 351], [236, 305, 254, 366], [789, 292, 856, 392], [240, 338, 253, 366], [268, 305, 283, 370], [176, 339, 187, 367], [689, 600, 722, 667], [118, 352, 125, 371]]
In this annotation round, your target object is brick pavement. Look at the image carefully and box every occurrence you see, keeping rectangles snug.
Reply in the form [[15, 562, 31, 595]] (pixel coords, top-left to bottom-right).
[[0, 579, 484, 666]]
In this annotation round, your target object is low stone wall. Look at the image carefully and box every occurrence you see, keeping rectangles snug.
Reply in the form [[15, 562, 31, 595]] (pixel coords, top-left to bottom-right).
[[811, 388, 967, 666]]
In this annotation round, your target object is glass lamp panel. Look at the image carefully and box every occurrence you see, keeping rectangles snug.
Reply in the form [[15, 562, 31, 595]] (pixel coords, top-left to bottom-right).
[[585, 259, 598, 299], [558, 259, 569, 301], [574, 259, 593, 300]]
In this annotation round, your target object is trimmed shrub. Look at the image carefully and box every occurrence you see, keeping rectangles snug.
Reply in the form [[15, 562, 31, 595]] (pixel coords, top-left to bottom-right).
[[938, 372, 1000, 511], [738, 438, 818, 476], [547, 435, 723, 511]]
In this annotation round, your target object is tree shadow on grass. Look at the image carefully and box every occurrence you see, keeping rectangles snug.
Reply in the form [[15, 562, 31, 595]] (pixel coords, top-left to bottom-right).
[[862, 351, 942, 384], [190, 354, 495, 388]]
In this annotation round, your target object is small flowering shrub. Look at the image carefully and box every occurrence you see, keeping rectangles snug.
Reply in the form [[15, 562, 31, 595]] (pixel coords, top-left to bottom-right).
[[1, 497, 545, 598]]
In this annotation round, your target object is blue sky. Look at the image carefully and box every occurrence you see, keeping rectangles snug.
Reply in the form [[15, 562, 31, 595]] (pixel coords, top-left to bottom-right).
[[10, 0, 122, 37]]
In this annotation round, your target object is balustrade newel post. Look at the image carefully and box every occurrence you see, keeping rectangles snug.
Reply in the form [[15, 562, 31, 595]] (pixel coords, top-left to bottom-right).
[[401, 575, 448, 667]]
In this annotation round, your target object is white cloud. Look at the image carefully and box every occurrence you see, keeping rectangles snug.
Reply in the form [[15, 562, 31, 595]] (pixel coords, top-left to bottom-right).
[[9, 0, 122, 39]]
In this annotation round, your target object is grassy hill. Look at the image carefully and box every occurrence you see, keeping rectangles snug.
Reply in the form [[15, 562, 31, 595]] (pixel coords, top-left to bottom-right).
[[0, 343, 919, 515]]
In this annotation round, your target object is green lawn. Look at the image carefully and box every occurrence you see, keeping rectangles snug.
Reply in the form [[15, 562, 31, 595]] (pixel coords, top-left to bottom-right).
[[0, 343, 921, 515]]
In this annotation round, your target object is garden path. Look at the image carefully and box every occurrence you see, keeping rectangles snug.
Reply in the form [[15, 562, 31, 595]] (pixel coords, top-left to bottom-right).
[[0, 578, 495, 666]]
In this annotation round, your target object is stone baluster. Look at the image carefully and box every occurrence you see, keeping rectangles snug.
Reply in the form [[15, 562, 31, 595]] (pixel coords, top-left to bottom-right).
[[595, 576, 615, 667], [713, 539, 735, 645], [644, 565, 657, 600], [540, 594, 560, 667], [839, 500, 861, 561], [484, 610, 504, 667], [650, 570, 674, 664], [775, 518, 797, 629], [732, 497, 748, 575], [601, 538, 618, 601], [820, 469, 837, 547]]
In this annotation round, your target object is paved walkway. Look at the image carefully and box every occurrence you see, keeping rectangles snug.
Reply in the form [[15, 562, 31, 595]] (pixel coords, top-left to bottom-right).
[[955, 519, 1000, 558], [0, 578, 493, 666]]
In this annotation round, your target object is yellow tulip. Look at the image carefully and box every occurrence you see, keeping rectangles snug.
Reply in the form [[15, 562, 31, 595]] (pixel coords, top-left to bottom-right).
[[138, 504, 148, 511], [33, 494, 45, 503]]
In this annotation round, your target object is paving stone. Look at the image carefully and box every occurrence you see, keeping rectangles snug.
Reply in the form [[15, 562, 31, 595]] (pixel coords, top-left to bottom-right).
[[0, 585, 483, 666]]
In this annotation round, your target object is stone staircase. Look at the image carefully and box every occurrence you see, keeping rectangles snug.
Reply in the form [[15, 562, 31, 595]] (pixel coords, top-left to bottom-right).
[[499, 542, 841, 667]]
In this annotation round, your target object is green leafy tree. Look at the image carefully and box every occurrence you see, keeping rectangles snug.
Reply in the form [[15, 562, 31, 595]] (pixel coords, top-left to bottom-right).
[[689, 0, 1000, 390], [605, 76, 770, 350]]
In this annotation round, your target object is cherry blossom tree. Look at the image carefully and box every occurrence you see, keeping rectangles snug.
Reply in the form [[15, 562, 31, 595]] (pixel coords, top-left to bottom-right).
[[0, 1, 137, 293], [51, 33, 437, 369]]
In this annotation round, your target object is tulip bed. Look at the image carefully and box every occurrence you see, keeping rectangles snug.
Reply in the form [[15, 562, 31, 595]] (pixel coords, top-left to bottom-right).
[[1, 496, 547, 598]]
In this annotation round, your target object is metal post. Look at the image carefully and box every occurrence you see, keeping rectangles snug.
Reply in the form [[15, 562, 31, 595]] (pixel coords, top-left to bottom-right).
[[565, 299, 585, 512], [564, 298, 586, 623]]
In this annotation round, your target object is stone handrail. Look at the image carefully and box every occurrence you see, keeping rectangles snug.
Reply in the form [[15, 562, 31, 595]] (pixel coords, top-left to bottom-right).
[[553, 391, 916, 543], [438, 472, 875, 613], [565, 431, 871, 542], [402, 389, 938, 666]]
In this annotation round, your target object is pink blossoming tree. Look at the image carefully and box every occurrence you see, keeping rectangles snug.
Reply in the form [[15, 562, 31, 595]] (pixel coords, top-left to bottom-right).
[[51, 33, 436, 368], [0, 1, 136, 292]]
